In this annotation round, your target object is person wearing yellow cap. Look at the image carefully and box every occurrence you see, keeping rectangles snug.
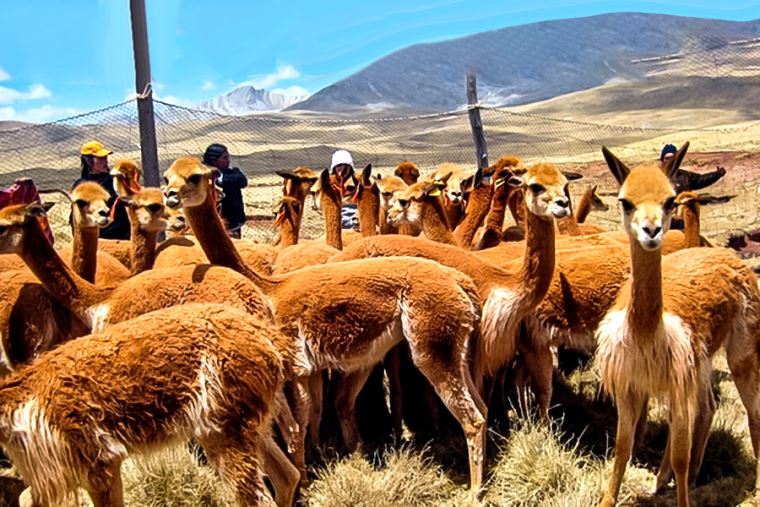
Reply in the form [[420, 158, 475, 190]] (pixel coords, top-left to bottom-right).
[[72, 141, 130, 239]]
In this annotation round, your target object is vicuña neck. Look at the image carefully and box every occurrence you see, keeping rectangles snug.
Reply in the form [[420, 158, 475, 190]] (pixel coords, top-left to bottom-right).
[[128, 212, 158, 276], [556, 215, 581, 236], [71, 223, 99, 283], [20, 219, 106, 323], [184, 189, 277, 293], [575, 190, 592, 223], [357, 190, 379, 237], [279, 215, 300, 247], [321, 190, 343, 250], [516, 210, 556, 307], [420, 199, 457, 246], [628, 240, 663, 337], [507, 190, 526, 227], [379, 207, 397, 235], [683, 207, 701, 248], [454, 186, 493, 247], [484, 185, 509, 232], [444, 200, 465, 230]]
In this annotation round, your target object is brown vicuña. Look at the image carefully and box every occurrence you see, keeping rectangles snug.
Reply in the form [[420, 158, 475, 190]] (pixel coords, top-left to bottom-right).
[[63, 182, 129, 284], [0, 303, 297, 507], [164, 156, 488, 491], [594, 142, 760, 507], [388, 167, 493, 249], [556, 183, 609, 236], [331, 162, 575, 416]]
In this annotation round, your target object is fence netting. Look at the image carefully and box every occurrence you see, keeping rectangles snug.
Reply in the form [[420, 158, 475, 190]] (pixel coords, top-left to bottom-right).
[[1, 33, 759, 245]]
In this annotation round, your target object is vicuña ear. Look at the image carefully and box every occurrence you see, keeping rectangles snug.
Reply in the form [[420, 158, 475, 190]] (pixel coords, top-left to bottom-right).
[[507, 175, 524, 188], [473, 166, 485, 188], [411, 165, 420, 177], [275, 170, 298, 181], [25, 202, 50, 218], [563, 171, 583, 181], [436, 171, 453, 186], [424, 182, 443, 198], [361, 164, 373, 185], [602, 146, 630, 186], [663, 141, 690, 180]]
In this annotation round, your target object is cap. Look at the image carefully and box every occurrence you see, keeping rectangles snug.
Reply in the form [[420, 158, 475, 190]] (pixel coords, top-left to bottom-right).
[[330, 149, 354, 170], [80, 141, 113, 158], [660, 144, 678, 162]]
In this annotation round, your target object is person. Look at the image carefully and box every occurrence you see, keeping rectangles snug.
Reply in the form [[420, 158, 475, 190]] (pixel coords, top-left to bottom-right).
[[330, 149, 359, 230], [660, 143, 726, 193], [203, 143, 248, 238], [72, 141, 130, 240]]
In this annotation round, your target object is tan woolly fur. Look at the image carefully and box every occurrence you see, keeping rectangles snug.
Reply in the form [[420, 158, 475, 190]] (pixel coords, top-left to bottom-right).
[[164, 156, 489, 491], [0, 303, 296, 507]]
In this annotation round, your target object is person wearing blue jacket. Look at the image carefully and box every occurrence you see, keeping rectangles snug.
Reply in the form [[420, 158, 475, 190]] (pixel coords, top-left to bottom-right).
[[203, 144, 248, 238]]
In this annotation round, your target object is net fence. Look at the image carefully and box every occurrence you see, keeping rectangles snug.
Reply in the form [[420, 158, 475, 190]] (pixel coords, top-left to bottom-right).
[[1, 32, 760, 246]]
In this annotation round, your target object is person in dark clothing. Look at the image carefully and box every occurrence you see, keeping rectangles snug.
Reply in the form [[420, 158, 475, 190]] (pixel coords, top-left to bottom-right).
[[330, 149, 359, 230], [660, 143, 727, 193], [203, 144, 248, 238], [71, 141, 130, 240]]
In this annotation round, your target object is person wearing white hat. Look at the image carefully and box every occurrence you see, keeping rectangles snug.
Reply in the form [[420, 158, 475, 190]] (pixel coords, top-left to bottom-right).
[[329, 149, 360, 230]]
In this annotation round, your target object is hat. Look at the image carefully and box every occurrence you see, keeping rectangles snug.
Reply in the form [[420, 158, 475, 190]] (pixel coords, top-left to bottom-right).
[[330, 149, 354, 170], [660, 144, 678, 162], [203, 143, 228, 165], [80, 141, 113, 158]]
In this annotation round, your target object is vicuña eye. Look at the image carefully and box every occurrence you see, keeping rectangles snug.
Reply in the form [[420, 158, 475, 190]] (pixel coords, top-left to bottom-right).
[[529, 183, 545, 195]]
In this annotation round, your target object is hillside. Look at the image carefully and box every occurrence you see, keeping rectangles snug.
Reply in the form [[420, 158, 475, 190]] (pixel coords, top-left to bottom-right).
[[288, 12, 760, 113]]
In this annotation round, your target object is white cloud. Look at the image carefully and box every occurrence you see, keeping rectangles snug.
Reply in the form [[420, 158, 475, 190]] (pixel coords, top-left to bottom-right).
[[161, 95, 195, 107], [271, 85, 310, 99], [245, 63, 300, 90], [0, 67, 10, 81], [201, 80, 216, 91], [0, 83, 53, 105], [0, 105, 82, 124]]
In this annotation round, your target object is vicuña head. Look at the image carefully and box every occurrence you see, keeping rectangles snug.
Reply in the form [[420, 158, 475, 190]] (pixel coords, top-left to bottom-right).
[[71, 181, 111, 229], [163, 157, 214, 209], [375, 174, 408, 211], [508, 163, 576, 220], [394, 160, 420, 185], [603, 143, 687, 251], [0, 203, 52, 253], [110, 159, 143, 197], [125, 187, 168, 233], [387, 174, 450, 226], [165, 206, 189, 237], [273, 196, 302, 232]]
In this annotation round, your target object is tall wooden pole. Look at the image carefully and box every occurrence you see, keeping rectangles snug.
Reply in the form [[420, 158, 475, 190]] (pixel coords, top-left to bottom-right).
[[466, 74, 489, 169], [129, 0, 160, 187]]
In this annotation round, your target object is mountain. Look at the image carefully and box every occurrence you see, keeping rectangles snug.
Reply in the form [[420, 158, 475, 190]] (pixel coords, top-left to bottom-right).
[[198, 85, 307, 114], [287, 13, 760, 112]]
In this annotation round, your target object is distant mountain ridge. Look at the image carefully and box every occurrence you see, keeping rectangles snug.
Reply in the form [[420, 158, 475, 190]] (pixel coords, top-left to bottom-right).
[[197, 85, 307, 114], [287, 13, 760, 112]]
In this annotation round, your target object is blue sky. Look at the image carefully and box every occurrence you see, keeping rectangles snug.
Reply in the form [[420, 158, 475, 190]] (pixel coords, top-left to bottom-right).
[[1, 0, 759, 123]]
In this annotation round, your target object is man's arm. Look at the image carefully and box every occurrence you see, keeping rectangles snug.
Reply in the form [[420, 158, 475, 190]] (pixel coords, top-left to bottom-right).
[[222, 168, 248, 189]]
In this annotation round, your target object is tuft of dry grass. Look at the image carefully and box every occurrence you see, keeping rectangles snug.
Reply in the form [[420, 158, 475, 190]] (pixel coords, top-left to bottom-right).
[[303, 446, 478, 507], [121, 445, 236, 507]]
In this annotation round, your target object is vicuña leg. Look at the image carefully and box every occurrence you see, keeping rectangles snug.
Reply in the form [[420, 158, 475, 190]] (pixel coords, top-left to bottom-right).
[[408, 322, 487, 492], [261, 435, 300, 507], [385, 345, 404, 442], [334, 367, 374, 452], [726, 337, 760, 490], [84, 459, 124, 507], [520, 339, 554, 420], [201, 424, 274, 506], [600, 390, 647, 507], [669, 406, 693, 507]]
